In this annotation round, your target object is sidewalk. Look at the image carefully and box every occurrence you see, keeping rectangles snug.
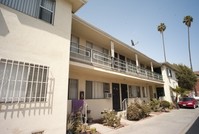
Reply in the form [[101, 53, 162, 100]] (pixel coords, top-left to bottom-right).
[[90, 109, 199, 134]]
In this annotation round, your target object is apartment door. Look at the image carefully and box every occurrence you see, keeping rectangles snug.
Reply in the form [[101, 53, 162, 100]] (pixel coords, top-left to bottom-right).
[[121, 84, 128, 102], [156, 87, 165, 99], [114, 53, 118, 69], [112, 83, 120, 111]]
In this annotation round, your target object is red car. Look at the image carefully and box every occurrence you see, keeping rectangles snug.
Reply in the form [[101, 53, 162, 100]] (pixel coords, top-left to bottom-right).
[[178, 97, 198, 109]]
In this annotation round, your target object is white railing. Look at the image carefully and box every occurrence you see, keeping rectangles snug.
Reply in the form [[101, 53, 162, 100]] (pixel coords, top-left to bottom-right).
[[83, 101, 88, 124], [121, 98, 128, 118], [70, 43, 163, 81], [122, 98, 128, 111]]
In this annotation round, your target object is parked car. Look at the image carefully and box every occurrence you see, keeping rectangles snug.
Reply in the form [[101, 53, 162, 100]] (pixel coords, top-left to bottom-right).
[[178, 97, 198, 109]]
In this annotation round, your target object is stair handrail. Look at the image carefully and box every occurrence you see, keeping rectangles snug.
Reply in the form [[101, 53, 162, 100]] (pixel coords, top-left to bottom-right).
[[122, 98, 128, 111]]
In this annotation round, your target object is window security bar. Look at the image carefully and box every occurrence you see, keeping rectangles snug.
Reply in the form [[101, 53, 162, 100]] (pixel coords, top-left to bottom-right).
[[0, 58, 49, 103]]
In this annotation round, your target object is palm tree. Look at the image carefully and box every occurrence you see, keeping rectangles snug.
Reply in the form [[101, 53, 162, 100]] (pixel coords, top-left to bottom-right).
[[157, 23, 167, 62], [183, 15, 193, 70]]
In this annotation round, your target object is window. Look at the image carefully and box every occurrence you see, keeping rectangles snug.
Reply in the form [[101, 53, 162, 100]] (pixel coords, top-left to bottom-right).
[[167, 68, 172, 77], [136, 86, 141, 97], [71, 35, 79, 53], [39, 0, 55, 24], [0, 0, 55, 24], [68, 79, 78, 100], [85, 81, 110, 99], [86, 41, 93, 57], [0, 59, 49, 103], [127, 58, 136, 65], [129, 85, 141, 98], [142, 87, 147, 98]]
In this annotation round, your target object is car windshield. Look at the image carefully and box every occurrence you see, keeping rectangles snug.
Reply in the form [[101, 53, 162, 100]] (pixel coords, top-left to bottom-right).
[[181, 98, 193, 101]]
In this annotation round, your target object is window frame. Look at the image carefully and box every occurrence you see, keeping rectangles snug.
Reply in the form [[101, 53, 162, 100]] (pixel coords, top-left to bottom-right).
[[68, 79, 78, 100], [39, 0, 56, 24], [129, 85, 141, 98], [167, 68, 172, 77], [85, 80, 110, 99]]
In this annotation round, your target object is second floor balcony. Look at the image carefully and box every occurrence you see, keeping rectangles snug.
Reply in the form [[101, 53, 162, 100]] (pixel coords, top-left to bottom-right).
[[70, 43, 163, 82]]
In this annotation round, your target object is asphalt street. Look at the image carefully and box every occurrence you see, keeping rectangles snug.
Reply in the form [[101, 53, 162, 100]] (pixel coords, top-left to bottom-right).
[[186, 116, 199, 134]]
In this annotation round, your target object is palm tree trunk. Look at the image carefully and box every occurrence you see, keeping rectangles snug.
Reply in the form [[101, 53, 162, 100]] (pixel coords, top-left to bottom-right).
[[187, 27, 196, 95], [161, 33, 167, 62], [188, 27, 193, 70]]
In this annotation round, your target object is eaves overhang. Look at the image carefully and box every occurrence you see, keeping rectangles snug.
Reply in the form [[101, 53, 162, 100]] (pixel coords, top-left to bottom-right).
[[69, 0, 87, 13]]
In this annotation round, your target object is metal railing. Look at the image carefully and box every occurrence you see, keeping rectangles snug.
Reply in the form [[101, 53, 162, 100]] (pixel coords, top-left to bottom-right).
[[122, 98, 128, 111], [83, 101, 88, 124], [70, 43, 163, 81]]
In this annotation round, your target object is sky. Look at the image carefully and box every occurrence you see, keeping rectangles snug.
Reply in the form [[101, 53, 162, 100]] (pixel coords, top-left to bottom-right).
[[76, 0, 199, 71]]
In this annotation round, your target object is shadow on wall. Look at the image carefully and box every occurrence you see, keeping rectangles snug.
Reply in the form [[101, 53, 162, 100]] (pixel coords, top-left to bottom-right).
[[0, 9, 9, 36], [0, 78, 55, 120]]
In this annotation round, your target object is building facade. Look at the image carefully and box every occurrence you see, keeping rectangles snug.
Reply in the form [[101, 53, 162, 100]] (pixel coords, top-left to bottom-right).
[[0, 0, 180, 133], [161, 62, 178, 102], [68, 15, 165, 119], [0, 0, 86, 134]]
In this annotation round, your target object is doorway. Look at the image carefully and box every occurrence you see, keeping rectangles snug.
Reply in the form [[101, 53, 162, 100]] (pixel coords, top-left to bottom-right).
[[112, 83, 120, 111], [121, 84, 128, 101]]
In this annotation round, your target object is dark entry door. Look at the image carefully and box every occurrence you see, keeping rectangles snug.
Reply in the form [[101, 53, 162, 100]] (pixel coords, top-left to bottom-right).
[[112, 83, 120, 111], [156, 87, 165, 99], [121, 84, 128, 101]]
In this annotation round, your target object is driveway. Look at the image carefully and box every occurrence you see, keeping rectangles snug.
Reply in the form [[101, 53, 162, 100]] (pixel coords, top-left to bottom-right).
[[91, 108, 199, 134]]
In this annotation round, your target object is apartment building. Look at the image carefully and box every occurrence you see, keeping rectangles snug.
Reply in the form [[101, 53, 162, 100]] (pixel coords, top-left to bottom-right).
[[161, 62, 178, 102], [68, 15, 165, 119], [0, 0, 86, 134]]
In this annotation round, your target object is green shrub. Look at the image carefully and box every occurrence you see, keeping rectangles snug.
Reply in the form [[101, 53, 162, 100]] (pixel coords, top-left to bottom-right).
[[127, 102, 142, 120], [150, 99, 161, 112], [127, 101, 151, 121], [160, 100, 170, 109], [102, 110, 121, 128], [140, 102, 151, 117], [67, 111, 97, 134]]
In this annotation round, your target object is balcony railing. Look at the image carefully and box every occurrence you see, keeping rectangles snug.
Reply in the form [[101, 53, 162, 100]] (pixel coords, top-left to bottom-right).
[[70, 43, 163, 81]]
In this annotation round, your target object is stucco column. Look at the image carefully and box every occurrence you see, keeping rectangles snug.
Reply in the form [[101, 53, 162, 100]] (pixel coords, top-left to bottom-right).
[[151, 62, 154, 72], [135, 54, 139, 67], [111, 41, 114, 58]]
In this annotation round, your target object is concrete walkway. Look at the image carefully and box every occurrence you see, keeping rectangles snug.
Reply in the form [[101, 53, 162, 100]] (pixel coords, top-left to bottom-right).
[[90, 108, 199, 134]]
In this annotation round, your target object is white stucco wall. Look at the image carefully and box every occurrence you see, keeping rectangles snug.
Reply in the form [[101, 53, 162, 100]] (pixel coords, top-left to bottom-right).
[[0, 0, 72, 133], [161, 65, 178, 102]]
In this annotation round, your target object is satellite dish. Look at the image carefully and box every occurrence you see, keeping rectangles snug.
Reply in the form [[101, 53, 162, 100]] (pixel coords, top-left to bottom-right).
[[131, 40, 139, 46]]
